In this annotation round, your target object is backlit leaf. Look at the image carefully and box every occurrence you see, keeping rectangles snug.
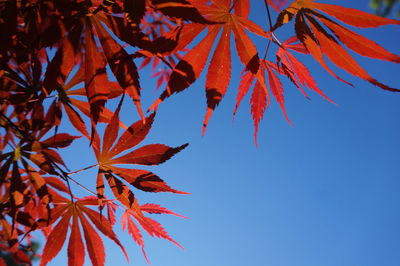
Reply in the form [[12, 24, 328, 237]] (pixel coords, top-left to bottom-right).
[[67, 214, 85, 266], [84, 20, 109, 124], [40, 209, 72, 266], [111, 143, 188, 165]]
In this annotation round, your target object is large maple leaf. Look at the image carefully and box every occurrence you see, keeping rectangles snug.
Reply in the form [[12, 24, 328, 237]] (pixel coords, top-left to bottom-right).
[[121, 202, 186, 262], [91, 99, 188, 214], [275, 36, 333, 103], [148, 0, 271, 133], [39, 197, 128, 266], [0, 101, 80, 185], [46, 60, 124, 139], [144, 0, 399, 141], [42, 5, 145, 129], [233, 36, 337, 143], [272, 0, 400, 92]]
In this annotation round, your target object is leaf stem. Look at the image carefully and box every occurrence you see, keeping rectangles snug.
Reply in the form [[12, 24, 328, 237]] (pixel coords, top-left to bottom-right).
[[158, 56, 174, 70], [69, 163, 99, 175], [263, 39, 272, 60], [65, 176, 75, 202], [43, 154, 75, 201], [66, 174, 128, 214], [67, 175, 97, 196]]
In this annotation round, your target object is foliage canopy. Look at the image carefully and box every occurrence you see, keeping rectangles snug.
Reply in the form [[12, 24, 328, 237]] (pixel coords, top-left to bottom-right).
[[0, 0, 399, 265]]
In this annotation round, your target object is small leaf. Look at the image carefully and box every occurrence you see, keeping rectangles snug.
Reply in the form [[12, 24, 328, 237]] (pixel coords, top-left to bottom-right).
[[101, 101, 123, 155], [41, 134, 80, 148], [110, 166, 188, 194], [233, 71, 255, 117], [108, 113, 155, 158], [92, 16, 145, 120], [152, 0, 215, 24], [44, 177, 69, 193], [250, 80, 268, 146], [122, 211, 148, 262], [305, 14, 400, 92], [105, 173, 143, 217], [64, 103, 90, 139], [149, 26, 220, 111], [141, 203, 187, 218], [311, 2, 400, 28], [111, 143, 188, 166], [136, 216, 183, 249], [317, 14, 400, 63], [295, 14, 353, 86], [43, 29, 80, 93], [265, 62, 291, 124]]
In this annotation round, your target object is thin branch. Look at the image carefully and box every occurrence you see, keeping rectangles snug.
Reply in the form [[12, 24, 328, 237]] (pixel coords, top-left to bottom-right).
[[158, 56, 174, 70], [18, 229, 33, 246], [262, 0, 282, 58], [0, 112, 29, 140], [264, 0, 274, 31]]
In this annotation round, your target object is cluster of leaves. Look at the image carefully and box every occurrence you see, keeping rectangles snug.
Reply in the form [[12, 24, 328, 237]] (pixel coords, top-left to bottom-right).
[[0, 0, 399, 265]]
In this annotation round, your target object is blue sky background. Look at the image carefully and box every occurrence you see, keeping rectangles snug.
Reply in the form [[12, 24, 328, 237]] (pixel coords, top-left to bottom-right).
[[39, 0, 400, 265]]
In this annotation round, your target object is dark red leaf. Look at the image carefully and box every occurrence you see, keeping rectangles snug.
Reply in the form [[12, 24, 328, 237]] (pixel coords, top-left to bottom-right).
[[84, 21, 109, 124], [152, 0, 215, 24], [111, 143, 188, 165]]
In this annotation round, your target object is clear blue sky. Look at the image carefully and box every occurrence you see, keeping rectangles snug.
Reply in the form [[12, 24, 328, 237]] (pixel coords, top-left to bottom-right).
[[42, 0, 400, 265]]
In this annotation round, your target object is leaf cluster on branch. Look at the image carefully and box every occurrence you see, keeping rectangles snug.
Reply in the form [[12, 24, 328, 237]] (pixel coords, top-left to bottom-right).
[[0, 0, 399, 265]]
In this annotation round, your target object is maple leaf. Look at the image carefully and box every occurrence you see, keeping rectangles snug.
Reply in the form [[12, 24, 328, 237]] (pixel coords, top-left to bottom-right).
[[121, 203, 186, 263], [0, 101, 81, 228], [0, 105, 80, 178], [151, 0, 217, 24], [148, 0, 271, 134], [121, 203, 185, 261], [234, 59, 291, 145], [0, 132, 79, 228], [45, 58, 127, 140], [43, 25, 81, 96], [272, 0, 400, 92], [141, 203, 187, 218], [42, 19, 108, 129], [84, 20, 111, 125], [230, 0, 400, 142], [41, 5, 145, 129], [276, 36, 334, 103], [91, 14, 145, 120], [91, 101, 188, 214], [40, 197, 128, 266], [2, 0, 400, 265]]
